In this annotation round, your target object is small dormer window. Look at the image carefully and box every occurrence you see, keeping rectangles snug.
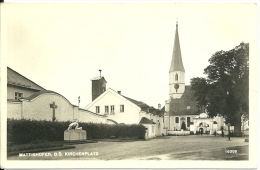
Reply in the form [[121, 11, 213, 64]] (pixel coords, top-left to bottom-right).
[[175, 73, 178, 81]]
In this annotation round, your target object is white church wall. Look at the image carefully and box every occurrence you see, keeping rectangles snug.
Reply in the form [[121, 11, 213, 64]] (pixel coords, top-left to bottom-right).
[[164, 115, 196, 131], [169, 71, 185, 99], [85, 89, 141, 124], [7, 101, 22, 119]]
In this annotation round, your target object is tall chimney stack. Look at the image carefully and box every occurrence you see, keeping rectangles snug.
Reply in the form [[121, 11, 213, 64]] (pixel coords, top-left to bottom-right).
[[99, 69, 102, 77], [158, 103, 161, 110]]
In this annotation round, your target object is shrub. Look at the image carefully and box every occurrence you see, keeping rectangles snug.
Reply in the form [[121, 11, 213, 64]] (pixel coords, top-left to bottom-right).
[[181, 122, 186, 130], [229, 131, 243, 137], [7, 119, 146, 144]]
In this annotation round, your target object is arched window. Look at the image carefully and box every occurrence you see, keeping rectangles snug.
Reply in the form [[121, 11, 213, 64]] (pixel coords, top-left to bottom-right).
[[175, 73, 178, 81]]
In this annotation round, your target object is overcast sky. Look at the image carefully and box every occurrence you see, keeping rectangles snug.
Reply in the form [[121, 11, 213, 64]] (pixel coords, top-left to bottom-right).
[[3, 3, 257, 108]]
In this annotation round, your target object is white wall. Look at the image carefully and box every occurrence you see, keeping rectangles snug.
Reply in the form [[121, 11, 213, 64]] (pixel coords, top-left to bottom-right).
[[85, 89, 141, 124], [22, 93, 74, 121], [78, 109, 107, 123], [7, 92, 107, 123], [169, 71, 185, 99], [7, 101, 22, 119], [143, 124, 156, 138], [164, 115, 195, 130]]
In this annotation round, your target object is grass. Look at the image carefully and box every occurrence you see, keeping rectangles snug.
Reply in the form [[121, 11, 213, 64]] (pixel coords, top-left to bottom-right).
[[7, 141, 64, 152]]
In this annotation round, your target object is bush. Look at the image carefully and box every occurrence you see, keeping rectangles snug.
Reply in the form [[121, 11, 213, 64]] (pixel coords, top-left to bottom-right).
[[7, 118, 146, 144], [181, 122, 186, 130], [228, 131, 243, 137]]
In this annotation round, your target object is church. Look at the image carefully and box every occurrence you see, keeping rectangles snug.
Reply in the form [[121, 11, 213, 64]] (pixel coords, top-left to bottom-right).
[[164, 22, 225, 134]]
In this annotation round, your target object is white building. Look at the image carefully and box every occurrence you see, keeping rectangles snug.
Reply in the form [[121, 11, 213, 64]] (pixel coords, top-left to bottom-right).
[[85, 88, 164, 138]]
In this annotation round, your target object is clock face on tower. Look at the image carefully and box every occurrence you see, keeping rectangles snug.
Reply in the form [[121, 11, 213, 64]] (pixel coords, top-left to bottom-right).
[[174, 84, 179, 90]]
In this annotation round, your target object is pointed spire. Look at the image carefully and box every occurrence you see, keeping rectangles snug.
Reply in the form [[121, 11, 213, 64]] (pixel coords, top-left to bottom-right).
[[169, 21, 185, 72]]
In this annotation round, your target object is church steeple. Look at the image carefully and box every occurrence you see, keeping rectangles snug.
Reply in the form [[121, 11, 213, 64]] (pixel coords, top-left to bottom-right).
[[168, 21, 185, 99], [169, 21, 185, 72]]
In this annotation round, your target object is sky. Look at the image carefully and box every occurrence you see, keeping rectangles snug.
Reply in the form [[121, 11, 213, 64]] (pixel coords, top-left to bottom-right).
[[2, 2, 258, 108]]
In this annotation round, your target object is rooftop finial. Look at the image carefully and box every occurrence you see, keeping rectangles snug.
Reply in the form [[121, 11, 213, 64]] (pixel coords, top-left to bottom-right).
[[176, 18, 178, 27], [99, 69, 102, 77]]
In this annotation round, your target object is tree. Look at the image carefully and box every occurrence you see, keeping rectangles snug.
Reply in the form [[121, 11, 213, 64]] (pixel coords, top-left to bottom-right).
[[181, 121, 186, 130], [190, 42, 249, 133]]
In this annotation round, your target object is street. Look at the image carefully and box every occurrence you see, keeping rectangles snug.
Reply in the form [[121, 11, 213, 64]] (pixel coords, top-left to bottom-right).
[[8, 135, 248, 160]]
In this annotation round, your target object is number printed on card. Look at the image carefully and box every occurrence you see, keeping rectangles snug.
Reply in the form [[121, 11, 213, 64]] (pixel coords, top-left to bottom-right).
[[225, 150, 237, 154]]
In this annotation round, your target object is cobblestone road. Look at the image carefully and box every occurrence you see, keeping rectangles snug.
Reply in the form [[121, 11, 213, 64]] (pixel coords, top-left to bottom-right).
[[8, 135, 248, 160]]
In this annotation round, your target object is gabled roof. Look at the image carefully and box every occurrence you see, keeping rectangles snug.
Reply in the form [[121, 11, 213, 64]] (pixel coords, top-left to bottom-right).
[[91, 76, 107, 83], [122, 95, 149, 108], [7, 67, 45, 91], [122, 95, 163, 115], [166, 85, 198, 116], [139, 117, 156, 124]]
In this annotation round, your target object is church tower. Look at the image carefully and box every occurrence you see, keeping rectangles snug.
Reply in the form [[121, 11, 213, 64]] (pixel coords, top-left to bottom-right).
[[169, 21, 185, 99]]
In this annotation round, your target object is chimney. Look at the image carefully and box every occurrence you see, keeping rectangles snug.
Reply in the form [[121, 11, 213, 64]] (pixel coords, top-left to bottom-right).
[[99, 69, 102, 77], [91, 70, 107, 101], [117, 91, 121, 95], [158, 103, 161, 110]]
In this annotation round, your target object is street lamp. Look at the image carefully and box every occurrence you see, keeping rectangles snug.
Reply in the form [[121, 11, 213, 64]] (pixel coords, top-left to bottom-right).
[[227, 123, 231, 141]]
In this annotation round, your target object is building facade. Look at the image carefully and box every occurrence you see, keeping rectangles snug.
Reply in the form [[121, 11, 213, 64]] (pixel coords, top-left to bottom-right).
[[85, 87, 164, 138]]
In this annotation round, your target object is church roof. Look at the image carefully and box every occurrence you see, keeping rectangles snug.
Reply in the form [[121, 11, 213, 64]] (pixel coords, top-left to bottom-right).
[[139, 117, 156, 124], [166, 85, 198, 116], [169, 22, 185, 72], [7, 67, 45, 91]]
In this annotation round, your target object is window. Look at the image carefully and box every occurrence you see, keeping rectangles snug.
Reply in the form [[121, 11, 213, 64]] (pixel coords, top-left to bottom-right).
[[175, 73, 178, 81], [175, 117, 179, 123], [105, 106, 109, 114], [96, 106, 100, 113], [15, 92, 23, 100], [186, 106, 190, 110], [187, 117, 191, 127], [120, 105, 124, 112], [110, 105, 115, 114], [152, 126, 154, 133]]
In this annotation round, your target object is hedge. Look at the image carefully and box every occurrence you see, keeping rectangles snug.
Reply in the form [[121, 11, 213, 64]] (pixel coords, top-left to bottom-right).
[[7, 119, 146, 144]]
